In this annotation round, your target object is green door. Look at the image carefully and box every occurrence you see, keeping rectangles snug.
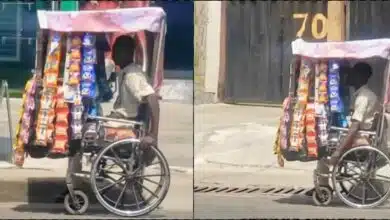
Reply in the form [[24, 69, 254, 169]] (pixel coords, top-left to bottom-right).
[[60, 1, 79, 11]]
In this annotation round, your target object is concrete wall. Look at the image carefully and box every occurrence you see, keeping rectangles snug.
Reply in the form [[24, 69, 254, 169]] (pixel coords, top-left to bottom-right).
[[194, 1, 208, 104], [194, 1, 221, 104]]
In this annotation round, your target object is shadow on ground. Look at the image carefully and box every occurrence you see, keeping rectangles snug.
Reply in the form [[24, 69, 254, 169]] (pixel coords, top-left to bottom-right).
[[0, 177, 167, 218], [11, 204, 165, 219], [273, 194, 390, 209]]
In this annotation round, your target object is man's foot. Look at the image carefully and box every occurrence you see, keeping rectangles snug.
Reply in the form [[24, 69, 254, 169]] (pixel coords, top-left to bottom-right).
[[106, 111, 125, 119]]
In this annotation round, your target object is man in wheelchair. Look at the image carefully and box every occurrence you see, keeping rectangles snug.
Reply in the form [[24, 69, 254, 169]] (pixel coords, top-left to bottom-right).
[[107, 35, 160, 165], [314, 62, 389, 194], [331, 62, 379, 163]]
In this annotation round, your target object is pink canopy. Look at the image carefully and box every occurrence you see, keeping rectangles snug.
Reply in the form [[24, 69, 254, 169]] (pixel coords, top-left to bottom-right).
[[37, 7, 166, 33], [292, 38, 390, 60]]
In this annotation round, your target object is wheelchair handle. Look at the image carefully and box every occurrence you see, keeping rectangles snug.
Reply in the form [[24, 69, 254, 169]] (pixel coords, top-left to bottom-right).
[[87, 115, 144, 126], [330, 126, 377, 136]]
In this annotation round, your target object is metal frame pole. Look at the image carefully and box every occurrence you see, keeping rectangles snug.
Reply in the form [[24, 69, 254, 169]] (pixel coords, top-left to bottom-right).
[[0, 80, 13, 162]]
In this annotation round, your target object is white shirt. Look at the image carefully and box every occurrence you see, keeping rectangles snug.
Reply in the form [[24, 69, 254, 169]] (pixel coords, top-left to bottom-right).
[[105, 58, 115, 80], [112, 63, 155, 118], [351, 85, 379, 130]]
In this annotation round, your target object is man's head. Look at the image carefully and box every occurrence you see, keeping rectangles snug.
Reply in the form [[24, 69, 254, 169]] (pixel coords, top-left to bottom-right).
[[112, 35, 136, 69], [346, 62, 372, 88]]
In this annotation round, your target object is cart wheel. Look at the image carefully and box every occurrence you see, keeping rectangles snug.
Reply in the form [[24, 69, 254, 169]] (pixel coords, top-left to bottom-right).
[[64, 190, 89, 215], [312, 186, 333, 206]]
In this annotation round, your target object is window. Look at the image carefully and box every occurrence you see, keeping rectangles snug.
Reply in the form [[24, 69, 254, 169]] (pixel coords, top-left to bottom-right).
[[0, 2, 22, 62]]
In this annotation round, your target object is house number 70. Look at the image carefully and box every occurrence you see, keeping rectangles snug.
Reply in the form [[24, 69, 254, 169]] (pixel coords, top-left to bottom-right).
[[293, 13, 328, 40]]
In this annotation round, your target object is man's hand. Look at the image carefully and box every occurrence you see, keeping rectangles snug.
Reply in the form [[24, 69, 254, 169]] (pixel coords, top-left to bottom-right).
[[140, 135, 157, 166], [329, 121, 359, 165], [140, 135, 157, 148]]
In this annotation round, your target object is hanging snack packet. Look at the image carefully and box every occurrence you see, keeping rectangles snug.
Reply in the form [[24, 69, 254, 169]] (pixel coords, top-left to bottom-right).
[[328, 61, 342, 113], [83, 48, 97, 64], [82, 33, 95, 47], [81, 70, 96, 83]]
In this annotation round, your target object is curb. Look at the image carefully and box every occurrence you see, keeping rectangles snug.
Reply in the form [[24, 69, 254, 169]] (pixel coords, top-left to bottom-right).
[[168, 166, 193, 175], [0, 163, 193, 176]]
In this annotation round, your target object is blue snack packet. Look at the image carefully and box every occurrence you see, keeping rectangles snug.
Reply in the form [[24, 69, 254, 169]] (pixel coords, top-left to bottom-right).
[[52, 33, 61, 43], [83, 48, 97, 64], [82, 70, 96, 83], [82, 64, 94, 72], [328, 60, 342, 113], [89, 105, 98, 117], [81, 82, 95, 98], [82, 33, 96, 47]]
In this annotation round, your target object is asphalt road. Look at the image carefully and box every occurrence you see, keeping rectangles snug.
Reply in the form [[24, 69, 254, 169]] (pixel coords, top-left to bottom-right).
[[194, 193, 390, 219], [0, 202, 191, 219]]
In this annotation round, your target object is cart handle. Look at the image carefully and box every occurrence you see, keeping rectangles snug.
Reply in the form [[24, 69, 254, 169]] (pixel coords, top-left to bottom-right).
[[330, 126, 377, 136], [87, 115, 144, 126]]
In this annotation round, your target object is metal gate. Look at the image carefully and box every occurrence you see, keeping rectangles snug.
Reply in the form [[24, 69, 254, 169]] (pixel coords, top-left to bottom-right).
[[348, 1, 390, 98], [224, 0, 327, 104]]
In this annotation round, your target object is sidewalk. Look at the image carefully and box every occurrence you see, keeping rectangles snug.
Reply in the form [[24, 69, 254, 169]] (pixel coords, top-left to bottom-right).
[[194, 104, 319, 188]]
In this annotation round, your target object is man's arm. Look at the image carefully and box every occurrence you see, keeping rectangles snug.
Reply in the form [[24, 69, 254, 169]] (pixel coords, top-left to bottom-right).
[[125, 72, 159, 140], [339, 95, 369, 150], [339, 120, 360, 150], [146, 94, 160, 139]]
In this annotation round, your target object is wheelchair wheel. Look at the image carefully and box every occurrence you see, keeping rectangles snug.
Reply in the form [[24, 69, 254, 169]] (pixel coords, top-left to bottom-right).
[[64, 190, 89, 215], [332, 145, 390, 208], [312, 186, 333, 206], [336, 162, 381, 202], [90, 139, 170, 217]]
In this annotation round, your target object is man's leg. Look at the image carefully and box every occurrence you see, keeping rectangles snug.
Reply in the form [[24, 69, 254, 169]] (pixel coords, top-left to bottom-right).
[[307, 158, 330, 196], [317, 158, 330, 186]]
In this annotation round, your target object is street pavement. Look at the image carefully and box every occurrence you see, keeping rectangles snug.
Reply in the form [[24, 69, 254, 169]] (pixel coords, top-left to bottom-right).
[[0, 100, 193, 219], [194, 103, 390, 218], [195, 193, 390, 219]]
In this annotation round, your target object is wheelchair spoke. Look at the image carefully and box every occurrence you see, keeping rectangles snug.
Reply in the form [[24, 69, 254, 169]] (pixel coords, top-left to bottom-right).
[[98, 177, 125, 193], [346, 180, 362, 197], [114, 182, 128, 208], [109, 148, 127, 171], [136, 180, 159, 199], [367, 180, 383, 198], [132, 184, 141, 210], [373, 174, 390, 183], [137, 174, 164, 178], [335, 174, 360, 183], [362, 182, 366, 205], [102, 169, 125, 176], [142, 177, 162, 186]]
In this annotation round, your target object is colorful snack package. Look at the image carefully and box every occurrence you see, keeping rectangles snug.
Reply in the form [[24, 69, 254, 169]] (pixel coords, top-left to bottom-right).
[[55, 125, 68, 136], [56, 111, 69, 124], [69, 62, 81, 73], [70, 49, 81, 60], [68, 73, 81, 86], [305, 103, 318, 158], [71, 36, 82, 47], [71, 124, 83, 139], [52, 139, 67, 153], [83, 49, 97, 64], [82, 33, 96, 47], [82, 64, 94, 72], [328, 60, 342, 113], [81, 82, 96, 98], [45, 73, 58, 88], [81, 71, 96, 83]]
